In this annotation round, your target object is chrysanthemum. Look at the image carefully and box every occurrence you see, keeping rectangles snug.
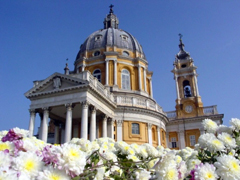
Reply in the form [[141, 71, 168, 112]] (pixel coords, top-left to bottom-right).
[[57, 143, 86, 176], [217, 132, 236, 148], [13, 151, 44, 177], [214, 155, 240, 180], [202, 119, 218, 133], [192, 163, 218, 180], [127, 154, 140, 162], [0, 141, 14, 152], [38, 166, 70, 180], [135, 169, 151, 180], [230, 118, 240, 131]]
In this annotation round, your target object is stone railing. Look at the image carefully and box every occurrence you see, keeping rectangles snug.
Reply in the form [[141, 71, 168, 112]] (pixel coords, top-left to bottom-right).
[[76, 71, 115, 102], [203, 105, 218, 115], [114, 95, 164, 114], [166, 105, 219, 120], [166, 111, 177, 119]]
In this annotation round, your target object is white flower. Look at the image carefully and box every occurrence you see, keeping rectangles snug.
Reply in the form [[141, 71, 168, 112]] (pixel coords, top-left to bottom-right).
[[217, 132, 236, 148], [58, 143, 86, 176], [94, 167, 105, 180], [207, 138, 225, 152], [0, 167, 17, 180], [186, 158, 201, 172], [99, 148, 117, 161], [13, 127, 29, 138], [13, 151, 44, 177], [127, 154, 140, 162], [193, 163, 218, 180], [202, 119, 218, 133], [0, 141, 14, 153], [0, 151, 11, 168], [217, 125, 233, 135], [38, 166, 70, 180], [214, 154, 240, 180], [230, 118, 240, 131], [135, 169, 151, 180]]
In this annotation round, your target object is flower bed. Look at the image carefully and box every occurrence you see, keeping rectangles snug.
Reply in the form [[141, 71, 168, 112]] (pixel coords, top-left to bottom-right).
[[0, 118, 240, 180]]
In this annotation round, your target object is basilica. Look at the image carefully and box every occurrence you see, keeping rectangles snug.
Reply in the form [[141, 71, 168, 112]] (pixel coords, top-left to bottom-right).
[[25, 6, 223, 149]]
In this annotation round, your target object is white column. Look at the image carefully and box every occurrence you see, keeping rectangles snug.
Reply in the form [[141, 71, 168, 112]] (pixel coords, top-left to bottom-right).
[[28, 109, 36, 137], [175, 75, 180, 99], [194, 74, 200, 96], [148, 123, 152, 145], [138, 65, 142, 91], [64, 104, 73, 143], [90, 106, 97, 141], [81, 101, 89, 139], [114, 60, 117, 85], [107, 118, 114, 139], [117, 120, 123, 141], [178, 130, 186, 149], [96, 120, 99, 138], [81, 65, 86, 72], [199, 128, 205, 135], [149, 78, 153, 98], [41, 108, 49, 142], [105, 60, 109, 85], [157, 126, 161, 146], [143, 68, 147, 91], [102, 115, 108, 137], [54, 122, 60, 144]]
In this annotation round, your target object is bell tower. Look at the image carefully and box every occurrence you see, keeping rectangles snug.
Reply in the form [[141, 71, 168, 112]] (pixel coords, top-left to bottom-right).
[[172, 34, 204, 118]]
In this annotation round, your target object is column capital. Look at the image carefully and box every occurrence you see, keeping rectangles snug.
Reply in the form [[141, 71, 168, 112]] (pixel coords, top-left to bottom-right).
[[148, 123, 152, 129], [29, 109, 36, 114], [65, 103, 74, 110], [108, 118, 114, 125], [89, 105, 97, 113], [81, 101, 90, 108], [117, 120, 123, 127]]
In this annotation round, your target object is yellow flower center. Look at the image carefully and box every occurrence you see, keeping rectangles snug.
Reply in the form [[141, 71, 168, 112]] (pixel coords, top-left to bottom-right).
[[124, 146, 129, 150], [49, 175, 60, 180], [206, 172, 213, 179], [0, 143, 9, 151], [69, 149, 80, 158], [166, 169, 176, 179], [212, 139, 222, 146], [231, 161, 239, 171], [24, 160, 35, 171]]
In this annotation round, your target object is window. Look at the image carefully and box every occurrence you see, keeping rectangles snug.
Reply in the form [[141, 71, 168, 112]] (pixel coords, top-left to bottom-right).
[[94, 51, 100, 56], [162, 131, 165, 140], [171, 137, 177, 148], [190, 135, 196, 146], [181, 64, 186, 68], [93, 69, 101, 82], [95, 35, 102, 41], [121, 34, 128, 41], [132, 123, 140, 134], [122, 51, 129, 57], [183, 80, 192, 97], [121, 69, 130, 90]]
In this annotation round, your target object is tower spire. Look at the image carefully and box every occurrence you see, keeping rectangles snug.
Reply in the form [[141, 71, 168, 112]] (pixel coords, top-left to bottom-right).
[[176, 33, 190, 60]]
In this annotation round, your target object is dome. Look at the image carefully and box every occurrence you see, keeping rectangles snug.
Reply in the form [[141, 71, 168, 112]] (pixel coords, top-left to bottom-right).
[[76, 28, 144, 57], [75, 5, 145, 63]]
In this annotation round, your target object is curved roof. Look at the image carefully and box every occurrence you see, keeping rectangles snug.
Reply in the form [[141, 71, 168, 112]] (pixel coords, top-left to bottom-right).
[[77, 28, 144, 55]]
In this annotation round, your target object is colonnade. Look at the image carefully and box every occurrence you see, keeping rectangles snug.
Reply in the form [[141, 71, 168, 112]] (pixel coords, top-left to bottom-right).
[[28, 101, 114, 143]]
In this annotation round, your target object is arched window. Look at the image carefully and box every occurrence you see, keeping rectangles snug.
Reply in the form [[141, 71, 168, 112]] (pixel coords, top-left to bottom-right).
[[122, 51, 129, 57], [121, 69, 130, 90], [94, 51, 100, 56], [152, 127, 156, 141], [93, 69, 101, 82], [183, 80, 192, 97], [132, 123, 140, 134]]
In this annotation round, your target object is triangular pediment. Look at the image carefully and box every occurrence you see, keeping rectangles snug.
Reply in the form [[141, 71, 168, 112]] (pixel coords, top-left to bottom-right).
[[25, 72, 88, 98]]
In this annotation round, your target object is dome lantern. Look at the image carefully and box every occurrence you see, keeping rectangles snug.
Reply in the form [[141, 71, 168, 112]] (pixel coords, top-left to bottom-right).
[[103, 4, 119, 29]]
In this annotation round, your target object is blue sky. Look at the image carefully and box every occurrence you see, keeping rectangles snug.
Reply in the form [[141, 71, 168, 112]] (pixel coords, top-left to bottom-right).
[[0, 1, 240, 133]]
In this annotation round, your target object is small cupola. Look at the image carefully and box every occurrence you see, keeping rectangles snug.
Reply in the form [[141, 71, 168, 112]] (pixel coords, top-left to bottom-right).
[[103, 4, 119, 29], [176, 34, 190, 60]]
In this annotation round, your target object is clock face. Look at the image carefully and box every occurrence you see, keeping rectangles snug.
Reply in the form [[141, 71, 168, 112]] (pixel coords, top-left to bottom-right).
[[185, 105, 193, 113]]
